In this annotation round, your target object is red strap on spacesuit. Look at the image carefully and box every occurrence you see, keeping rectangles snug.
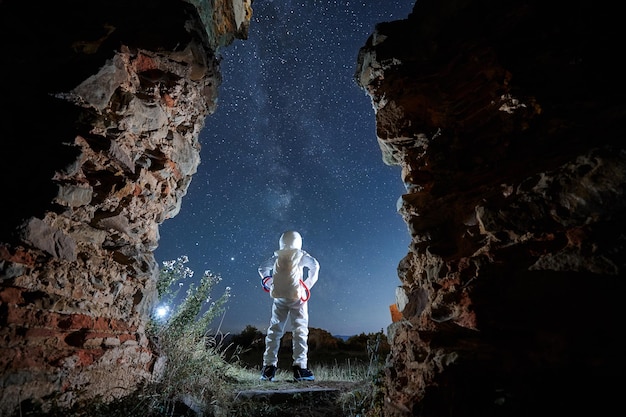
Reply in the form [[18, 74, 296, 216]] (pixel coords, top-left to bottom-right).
[[262, 276, 271, 292], [300, 279, 310, 302]]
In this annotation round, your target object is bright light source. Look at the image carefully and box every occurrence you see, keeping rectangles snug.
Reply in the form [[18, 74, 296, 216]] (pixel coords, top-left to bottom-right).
[[155, 305, 170, 320]]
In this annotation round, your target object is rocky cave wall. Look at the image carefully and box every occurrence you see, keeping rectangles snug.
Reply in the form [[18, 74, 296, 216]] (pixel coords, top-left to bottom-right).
[[0, 0, 250, 414], [355, 0, 625, 416], [1, 0, 625, 416]]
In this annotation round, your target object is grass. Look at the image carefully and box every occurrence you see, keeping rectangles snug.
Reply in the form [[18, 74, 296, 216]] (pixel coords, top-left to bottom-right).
[[213, 358, 386, 417], [224, 358, 374, 386]]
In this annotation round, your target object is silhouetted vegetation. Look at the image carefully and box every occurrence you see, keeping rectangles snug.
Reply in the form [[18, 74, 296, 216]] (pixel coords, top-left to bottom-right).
[[223, 325, 390, 372]]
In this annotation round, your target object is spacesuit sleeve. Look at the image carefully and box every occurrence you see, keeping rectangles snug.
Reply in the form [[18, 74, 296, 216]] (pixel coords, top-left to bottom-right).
[[301, 251, 320, 289], [258, 255, 277, 279]]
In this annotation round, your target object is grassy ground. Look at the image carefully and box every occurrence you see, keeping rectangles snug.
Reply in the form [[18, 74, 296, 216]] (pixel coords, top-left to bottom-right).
[[12, 350, 385, 417], [212, 360, 385, 417]]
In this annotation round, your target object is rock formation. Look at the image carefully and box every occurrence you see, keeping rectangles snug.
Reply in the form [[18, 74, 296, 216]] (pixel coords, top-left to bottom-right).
[[0, 0, 250, 414], [1, 0, 624, 416], [355, 0, 625, 415]]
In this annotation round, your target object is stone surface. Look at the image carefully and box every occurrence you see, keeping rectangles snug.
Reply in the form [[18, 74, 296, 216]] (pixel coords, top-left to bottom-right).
[[0, 0, 250, 414], [356, 0, 625, 415]]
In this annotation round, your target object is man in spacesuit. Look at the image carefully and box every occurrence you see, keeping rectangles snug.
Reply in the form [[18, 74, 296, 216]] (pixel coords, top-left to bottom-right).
[[258, 230, 320, 381]]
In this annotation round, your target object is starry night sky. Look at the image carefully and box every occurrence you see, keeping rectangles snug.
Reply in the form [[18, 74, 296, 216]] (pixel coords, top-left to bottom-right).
[[154, 0, 414, 336]]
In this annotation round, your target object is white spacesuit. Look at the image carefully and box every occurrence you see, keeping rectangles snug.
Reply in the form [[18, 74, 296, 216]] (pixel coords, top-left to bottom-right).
[[258, 230, 320, 381]]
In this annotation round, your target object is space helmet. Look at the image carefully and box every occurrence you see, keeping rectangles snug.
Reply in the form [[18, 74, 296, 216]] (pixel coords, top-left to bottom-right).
[[279, 230, 302, 250]]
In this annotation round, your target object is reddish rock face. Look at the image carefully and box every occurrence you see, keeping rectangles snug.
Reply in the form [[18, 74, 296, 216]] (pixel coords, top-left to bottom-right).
[[0, 0, 250, 414], [356, 0, 625, 415]]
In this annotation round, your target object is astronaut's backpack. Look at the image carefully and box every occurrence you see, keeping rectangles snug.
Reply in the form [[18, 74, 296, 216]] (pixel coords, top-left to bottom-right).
[[266, 249, 309, 301]]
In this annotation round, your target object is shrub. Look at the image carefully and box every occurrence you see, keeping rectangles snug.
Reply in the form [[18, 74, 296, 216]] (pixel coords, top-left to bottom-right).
[[145, 256, 232, 415]]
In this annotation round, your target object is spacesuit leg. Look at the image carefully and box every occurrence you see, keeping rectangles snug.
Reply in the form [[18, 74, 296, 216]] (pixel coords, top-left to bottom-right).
[[263, 299, 289, 366], [290, 300, 309, 368]]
